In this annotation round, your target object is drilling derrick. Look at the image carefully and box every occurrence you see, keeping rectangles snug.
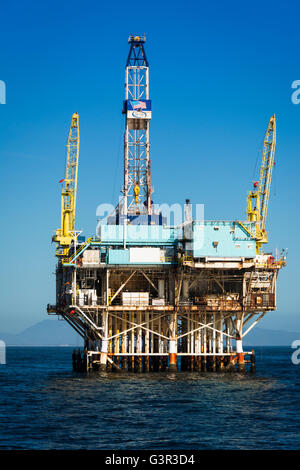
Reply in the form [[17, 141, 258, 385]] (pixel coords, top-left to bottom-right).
[[122, 35, 152, 216], [48, 37, 285, 374]]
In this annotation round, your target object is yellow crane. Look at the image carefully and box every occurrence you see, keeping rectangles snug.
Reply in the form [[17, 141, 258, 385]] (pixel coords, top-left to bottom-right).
[[53, 112, 80, 257], [247, 114, 276, 253]]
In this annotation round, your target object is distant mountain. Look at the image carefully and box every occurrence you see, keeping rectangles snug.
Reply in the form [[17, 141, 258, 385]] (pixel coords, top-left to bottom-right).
[[0, 319, 82, 346], [0, 320, 299, 347]]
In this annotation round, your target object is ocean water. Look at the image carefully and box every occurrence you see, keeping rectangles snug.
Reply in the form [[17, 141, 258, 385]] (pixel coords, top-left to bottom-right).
[[0, 346, 299, 450]]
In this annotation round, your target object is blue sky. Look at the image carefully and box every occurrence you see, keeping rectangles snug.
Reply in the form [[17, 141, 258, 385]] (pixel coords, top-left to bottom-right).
[[0, 0, 299, 333]]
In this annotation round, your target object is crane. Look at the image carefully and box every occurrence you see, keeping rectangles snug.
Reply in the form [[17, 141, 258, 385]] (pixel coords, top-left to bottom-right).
[[247, 114, 276, 253], [53, 112, 80, 257]]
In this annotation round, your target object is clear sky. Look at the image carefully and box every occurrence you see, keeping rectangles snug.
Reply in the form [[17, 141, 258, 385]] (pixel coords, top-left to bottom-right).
[[0, 0, 299, 333]]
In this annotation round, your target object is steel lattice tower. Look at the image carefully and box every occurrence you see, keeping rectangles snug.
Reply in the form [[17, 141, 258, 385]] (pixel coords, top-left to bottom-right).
[[122, 35, 152, 216]]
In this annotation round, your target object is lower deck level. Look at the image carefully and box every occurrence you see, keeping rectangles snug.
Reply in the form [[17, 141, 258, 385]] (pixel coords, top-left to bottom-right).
[[72, 348, 256, 373], [48, 258, 281, 373]]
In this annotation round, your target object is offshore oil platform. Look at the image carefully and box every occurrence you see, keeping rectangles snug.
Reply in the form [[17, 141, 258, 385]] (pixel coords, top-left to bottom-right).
[[47, 35, 286, 373]]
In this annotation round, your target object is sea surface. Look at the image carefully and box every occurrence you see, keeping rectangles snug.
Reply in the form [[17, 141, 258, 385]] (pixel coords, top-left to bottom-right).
[[0, 346, 299, 450]]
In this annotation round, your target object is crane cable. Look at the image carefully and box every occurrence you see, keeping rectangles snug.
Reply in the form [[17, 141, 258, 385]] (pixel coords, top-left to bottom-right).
[[252, 132, 265, 183]]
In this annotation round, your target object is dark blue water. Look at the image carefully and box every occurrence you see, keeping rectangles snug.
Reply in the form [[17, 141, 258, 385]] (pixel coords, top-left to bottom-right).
[[0, 347, 299, 449]]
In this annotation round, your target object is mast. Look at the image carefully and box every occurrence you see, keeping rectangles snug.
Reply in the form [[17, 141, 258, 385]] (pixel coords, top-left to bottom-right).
[[122, 35, 152, 216]]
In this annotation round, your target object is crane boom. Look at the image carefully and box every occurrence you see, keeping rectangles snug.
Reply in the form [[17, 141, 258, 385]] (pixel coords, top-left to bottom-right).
[[258, 114, 276, 231], [53, 112, 80, 256], [247, 114, 276, 252]]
